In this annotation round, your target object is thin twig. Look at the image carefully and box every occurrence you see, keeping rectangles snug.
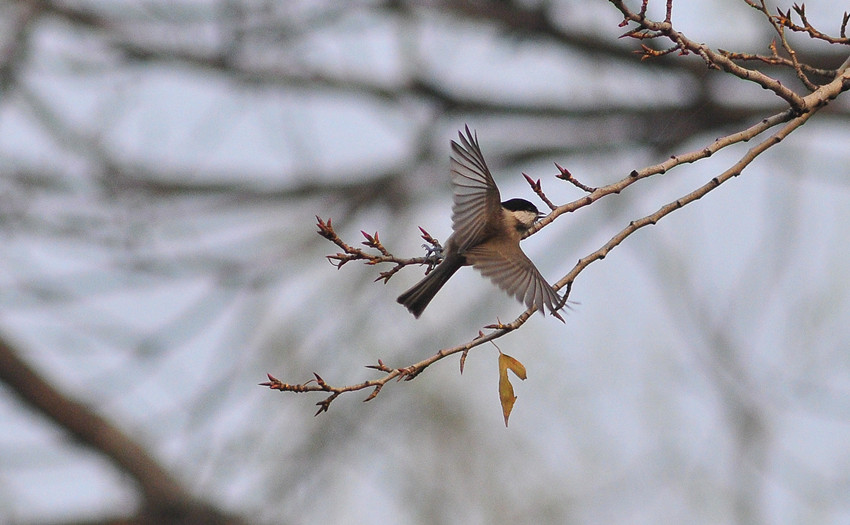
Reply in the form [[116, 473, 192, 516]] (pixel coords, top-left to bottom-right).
[[522, 173, 558, 211], [611, 0, 808, 110], [316, 216, 438, 283], [745, 1, 819, 91]]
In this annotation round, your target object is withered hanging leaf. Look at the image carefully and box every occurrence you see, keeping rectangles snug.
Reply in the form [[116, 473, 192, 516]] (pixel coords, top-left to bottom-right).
[[497, 352, 527, 426], [500, 352, 527, 380], [498, 370, 516, 427]]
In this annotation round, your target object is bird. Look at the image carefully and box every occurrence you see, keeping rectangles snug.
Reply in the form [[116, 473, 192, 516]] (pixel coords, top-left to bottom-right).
[[397, 126, 563, 321]]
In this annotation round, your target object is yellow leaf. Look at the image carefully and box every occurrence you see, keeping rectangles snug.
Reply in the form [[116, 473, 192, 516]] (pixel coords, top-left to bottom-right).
[[498, 352, 527, 426], [500, 352, 527, 380]]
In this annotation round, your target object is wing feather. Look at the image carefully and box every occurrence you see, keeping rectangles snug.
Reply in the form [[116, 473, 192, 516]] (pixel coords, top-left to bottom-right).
[[464, 242, 561, 315], [449, 126, 501, 252]]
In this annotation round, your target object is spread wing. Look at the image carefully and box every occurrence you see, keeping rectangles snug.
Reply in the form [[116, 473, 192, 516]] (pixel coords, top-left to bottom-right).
[[464, 241, 562, 317], [450, 126, 502, 252]]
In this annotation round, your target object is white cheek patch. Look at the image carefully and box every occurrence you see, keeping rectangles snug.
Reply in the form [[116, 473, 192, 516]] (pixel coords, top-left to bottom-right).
[[515, 210, 538, 228]]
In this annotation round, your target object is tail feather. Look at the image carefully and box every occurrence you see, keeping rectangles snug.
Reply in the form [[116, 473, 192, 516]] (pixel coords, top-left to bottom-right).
[[397, 258, 462, 318]]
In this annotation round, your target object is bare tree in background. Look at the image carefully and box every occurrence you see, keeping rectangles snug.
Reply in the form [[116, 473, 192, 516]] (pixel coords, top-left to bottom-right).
[[1, 1, 849, 524]]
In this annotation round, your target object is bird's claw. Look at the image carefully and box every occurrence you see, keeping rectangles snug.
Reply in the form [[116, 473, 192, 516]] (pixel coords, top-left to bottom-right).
[[422, 244, 443, 270]]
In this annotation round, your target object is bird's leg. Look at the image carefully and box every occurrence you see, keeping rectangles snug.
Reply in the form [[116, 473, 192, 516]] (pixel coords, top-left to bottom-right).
[[422, 243, 443, 272]]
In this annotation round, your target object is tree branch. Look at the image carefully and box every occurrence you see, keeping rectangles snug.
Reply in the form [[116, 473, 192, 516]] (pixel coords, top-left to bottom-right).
[[0, 332, 241, 523], [612, 0, 810, 109], [264, 47, 850, 412]]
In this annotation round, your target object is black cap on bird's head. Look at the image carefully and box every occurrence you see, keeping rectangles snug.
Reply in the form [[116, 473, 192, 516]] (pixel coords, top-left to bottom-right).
[[502, 198, 542, 219]]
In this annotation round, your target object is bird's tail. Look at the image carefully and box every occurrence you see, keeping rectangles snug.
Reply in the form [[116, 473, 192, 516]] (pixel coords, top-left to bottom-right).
[[397, 257, 462, 318]]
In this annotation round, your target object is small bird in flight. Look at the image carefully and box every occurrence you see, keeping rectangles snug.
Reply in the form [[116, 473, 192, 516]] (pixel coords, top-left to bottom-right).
[[398, 126, 563, 321]]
